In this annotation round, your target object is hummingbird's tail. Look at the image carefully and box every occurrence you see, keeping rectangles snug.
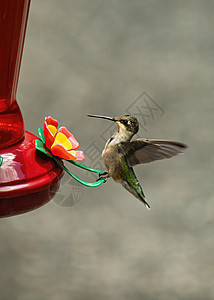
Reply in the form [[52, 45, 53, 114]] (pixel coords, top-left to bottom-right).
[[121, 180, 151, 210], [138, 191, 151, 210], [120, 156, 151, 209]]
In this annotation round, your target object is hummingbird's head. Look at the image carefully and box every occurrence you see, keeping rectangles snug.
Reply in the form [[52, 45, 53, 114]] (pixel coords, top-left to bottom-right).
[[87, 114, 139, 139], [114, 115, 139, 135]]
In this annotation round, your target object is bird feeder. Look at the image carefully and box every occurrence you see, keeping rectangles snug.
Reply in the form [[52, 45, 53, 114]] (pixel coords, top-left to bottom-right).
[[0, 0, 63, 217]]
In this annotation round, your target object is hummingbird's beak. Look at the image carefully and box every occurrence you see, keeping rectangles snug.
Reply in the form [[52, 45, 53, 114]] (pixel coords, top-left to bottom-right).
[[87, 114, 115, 121]]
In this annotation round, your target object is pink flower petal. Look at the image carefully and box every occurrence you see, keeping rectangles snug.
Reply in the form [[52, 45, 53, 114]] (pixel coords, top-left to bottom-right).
[[45, 116, 58, 128], [44, 116, 58, 149], [57, 127, 79, 150], [74, 151, 85, 161]]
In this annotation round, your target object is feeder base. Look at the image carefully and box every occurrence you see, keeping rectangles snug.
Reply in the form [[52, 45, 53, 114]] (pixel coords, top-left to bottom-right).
[[0, 131, 63, 217]]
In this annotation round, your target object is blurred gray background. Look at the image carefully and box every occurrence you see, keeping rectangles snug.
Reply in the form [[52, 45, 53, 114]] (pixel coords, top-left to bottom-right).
[[1, 0, 214, 299]]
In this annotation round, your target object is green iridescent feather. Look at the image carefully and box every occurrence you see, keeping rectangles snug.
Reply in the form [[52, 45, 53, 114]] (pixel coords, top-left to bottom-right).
[[120, 156, 150, 209]]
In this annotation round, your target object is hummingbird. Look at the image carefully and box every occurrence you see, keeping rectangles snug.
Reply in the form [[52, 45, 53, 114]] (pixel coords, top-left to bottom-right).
[[87, 114, 187, 209]]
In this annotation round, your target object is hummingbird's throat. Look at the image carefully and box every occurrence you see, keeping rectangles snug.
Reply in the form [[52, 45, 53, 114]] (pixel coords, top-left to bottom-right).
[[109, 127, 133, 146]]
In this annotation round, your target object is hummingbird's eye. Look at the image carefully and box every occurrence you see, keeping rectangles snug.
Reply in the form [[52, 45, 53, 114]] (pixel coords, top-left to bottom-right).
[[121, 120, 128, 125]]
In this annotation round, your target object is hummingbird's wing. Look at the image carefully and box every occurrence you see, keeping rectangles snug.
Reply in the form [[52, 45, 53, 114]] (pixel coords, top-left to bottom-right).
[[120, 139, 187, 167]]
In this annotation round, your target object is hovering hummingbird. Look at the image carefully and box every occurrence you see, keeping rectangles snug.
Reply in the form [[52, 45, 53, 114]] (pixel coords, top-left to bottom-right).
[[87, 114, 187, 209]]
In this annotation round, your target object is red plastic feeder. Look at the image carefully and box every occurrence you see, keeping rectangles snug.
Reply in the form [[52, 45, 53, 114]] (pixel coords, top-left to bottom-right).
[[0, 0, 63, 217]]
